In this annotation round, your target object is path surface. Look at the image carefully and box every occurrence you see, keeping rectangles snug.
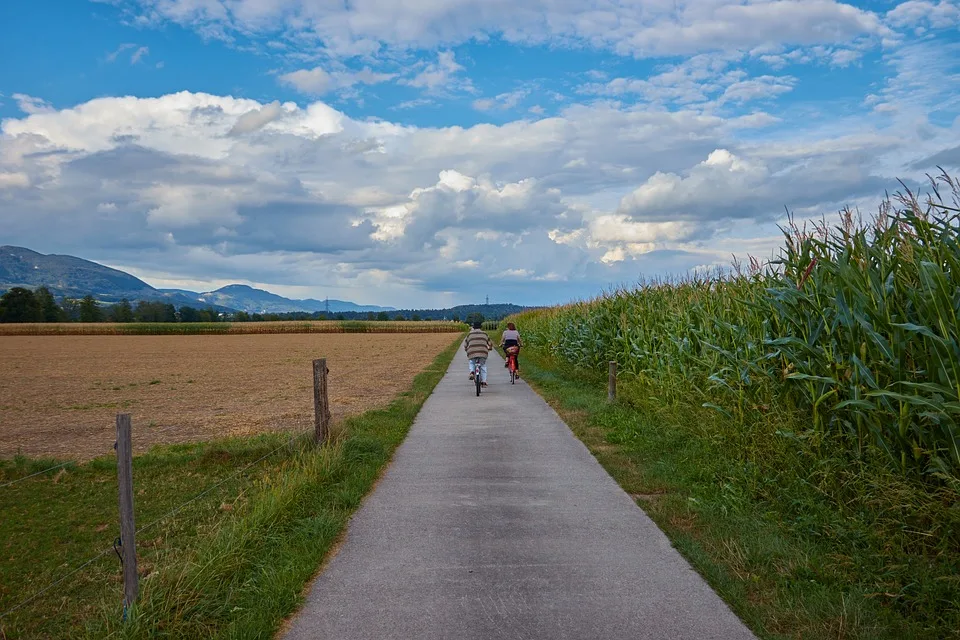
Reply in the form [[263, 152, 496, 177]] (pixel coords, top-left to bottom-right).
[[284, 348, 756, 639]]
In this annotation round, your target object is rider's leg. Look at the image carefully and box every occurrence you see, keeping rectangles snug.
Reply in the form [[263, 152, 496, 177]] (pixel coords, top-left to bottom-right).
[[480, 357, 488, 383], [468, 357, 476, 379]]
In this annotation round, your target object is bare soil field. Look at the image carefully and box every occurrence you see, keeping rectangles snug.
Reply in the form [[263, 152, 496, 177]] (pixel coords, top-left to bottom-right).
[[0, 333, 459, 460]]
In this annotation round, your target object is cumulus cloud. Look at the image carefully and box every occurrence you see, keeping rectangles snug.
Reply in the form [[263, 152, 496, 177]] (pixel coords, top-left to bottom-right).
[[0, 83, 954, 305], [228, 101, 286, 135]]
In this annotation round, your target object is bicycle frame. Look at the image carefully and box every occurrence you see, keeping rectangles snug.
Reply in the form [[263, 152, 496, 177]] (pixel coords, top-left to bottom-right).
[[505, 346, 519, 384], [473, 358, 483, 396]]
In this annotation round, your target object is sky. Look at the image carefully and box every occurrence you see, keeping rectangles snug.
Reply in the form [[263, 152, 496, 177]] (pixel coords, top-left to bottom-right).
[[0, 1, 958, 308]]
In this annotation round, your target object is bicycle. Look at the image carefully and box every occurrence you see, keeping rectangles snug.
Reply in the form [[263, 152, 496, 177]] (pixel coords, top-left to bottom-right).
[[504, 345, 520, 384], [471, 357, 485, 396]]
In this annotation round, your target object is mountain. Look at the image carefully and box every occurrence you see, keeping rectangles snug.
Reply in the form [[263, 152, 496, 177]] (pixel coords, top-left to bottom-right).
[[195, 284, 393, 314], [0, 245, 158, 302], [333, 303, 531, 321], [0, 246, 391, 314]]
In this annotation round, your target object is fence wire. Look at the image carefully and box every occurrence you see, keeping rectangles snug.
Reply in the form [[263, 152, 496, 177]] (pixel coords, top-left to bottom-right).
[[0, 429, 312, 623], [0, 461, 75, 489]]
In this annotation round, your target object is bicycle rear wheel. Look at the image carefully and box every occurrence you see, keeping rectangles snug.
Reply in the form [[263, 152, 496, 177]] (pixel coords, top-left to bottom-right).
[[475, 367, 482, 396]]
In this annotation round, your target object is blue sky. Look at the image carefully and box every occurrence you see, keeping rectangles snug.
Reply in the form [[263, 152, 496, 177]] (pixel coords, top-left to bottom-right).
[[1, 0, 958, 307]]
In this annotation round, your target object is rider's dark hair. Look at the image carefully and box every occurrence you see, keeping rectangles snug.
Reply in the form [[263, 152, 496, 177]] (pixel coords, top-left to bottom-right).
[[473, 321, 483, 329], [507, 322, 516, 330]]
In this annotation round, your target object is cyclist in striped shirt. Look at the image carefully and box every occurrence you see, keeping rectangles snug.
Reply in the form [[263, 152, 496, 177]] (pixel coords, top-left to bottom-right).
[[464, 322, 494, 387]]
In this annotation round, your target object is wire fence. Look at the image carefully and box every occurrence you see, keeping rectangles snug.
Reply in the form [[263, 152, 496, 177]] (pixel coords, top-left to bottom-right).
[[0, 461, 75, 489], [0, 426, 316, 624]]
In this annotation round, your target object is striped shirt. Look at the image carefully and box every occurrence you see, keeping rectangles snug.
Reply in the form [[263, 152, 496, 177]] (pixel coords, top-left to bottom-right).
[[464, 329, 493, 359]]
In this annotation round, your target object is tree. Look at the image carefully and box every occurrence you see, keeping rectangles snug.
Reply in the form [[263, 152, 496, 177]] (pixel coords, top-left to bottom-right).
[[394, 314, 406, 321], [336, 313, 345, 321], [411, 313, 422, 322], [110, 299, 135, 323], [135, 301, 176, 322], [376, 311, 390, 321], [34, 287, 62, 322], [233, 311, 250, 322], [366, 311, 376, 321], [79, 295, 104, 323], [179, 306, 200, 323], [465, 312, 484, 326], [0, 288, 42, 323], [61, 298, 81, 322], [197, 307, 219, 322]]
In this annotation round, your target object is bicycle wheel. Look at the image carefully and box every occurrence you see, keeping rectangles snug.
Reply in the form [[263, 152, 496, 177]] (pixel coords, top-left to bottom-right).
[[510, 359, 516, 384], [475, 367, 482, 396]]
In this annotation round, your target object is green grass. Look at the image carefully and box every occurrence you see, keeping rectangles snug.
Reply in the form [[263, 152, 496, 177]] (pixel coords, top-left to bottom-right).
[[508, 344, 960, 639], [0, 334, 463, 639]]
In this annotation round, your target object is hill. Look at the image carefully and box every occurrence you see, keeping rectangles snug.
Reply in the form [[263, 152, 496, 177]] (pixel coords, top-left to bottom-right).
[[195, 285, 393, 314], [0, 246, 391, 314], [1, 245, 158, 301]]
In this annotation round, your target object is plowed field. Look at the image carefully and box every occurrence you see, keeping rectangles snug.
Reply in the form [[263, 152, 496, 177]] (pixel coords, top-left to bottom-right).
[[0, 333, 458, 460]]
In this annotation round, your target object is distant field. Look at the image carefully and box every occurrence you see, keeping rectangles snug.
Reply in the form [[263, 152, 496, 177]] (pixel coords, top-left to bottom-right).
[[0, 333, 460, 459], [0, 320, 466, 335]]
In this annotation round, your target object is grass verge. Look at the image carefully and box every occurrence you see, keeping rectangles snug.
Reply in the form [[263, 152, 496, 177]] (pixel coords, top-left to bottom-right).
[[505, 344, 960, 640], [0, 334, 462, 639]]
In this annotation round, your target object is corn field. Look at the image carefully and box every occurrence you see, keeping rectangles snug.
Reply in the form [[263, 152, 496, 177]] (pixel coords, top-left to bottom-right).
[[0, 320, 468, 336], [510, 173, 960, 480]]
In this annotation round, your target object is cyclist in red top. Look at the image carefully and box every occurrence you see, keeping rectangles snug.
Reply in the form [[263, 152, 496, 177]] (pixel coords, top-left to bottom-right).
[[499, 322, 522, 378]]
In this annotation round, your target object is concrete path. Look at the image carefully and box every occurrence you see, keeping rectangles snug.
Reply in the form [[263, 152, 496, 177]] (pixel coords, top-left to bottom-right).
[[283, 347, 756, 640]]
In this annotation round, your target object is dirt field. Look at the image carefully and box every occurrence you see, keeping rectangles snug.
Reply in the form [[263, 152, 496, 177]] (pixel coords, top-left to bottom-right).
[[0, 333, 458, 460]]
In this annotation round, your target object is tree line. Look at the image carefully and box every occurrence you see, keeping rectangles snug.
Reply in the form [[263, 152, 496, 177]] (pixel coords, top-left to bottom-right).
[[0, 287, 504, 324], [0, 287, 224, 324]]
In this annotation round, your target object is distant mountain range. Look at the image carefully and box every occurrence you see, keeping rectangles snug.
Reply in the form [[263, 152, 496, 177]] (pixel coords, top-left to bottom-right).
[[0, 246, 393, 314]]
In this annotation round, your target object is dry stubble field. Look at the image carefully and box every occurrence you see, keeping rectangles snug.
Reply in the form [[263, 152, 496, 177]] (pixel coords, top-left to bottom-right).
[[0, 333, 459, 460]]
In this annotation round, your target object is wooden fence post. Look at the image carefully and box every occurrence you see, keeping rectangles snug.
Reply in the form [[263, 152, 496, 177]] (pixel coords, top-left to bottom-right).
[[608, 361, 617, 404], [313, 359, 331, 444], [115, 414, 138, 612]]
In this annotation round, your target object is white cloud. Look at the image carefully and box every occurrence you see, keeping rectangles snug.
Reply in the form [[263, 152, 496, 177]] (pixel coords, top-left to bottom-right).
[[887, 1, 960, 30], [278, 66, 395, 95], [111, 0, 893, 59], [473, 90, 528, 111], [228, 100, 286, 135], [12, 94, 54, 115], [404, 51, 466, 92], [0, 172, 30, 189], [131, 46, 150, 63], [720, 75, 797, 104], [0, 86, 954, 305], [106, 43, 137, 63], [106, 43, 150, 64]]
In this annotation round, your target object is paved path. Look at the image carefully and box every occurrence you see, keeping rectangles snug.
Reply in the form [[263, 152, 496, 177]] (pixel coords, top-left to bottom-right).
[[284, 348, 756, 639]]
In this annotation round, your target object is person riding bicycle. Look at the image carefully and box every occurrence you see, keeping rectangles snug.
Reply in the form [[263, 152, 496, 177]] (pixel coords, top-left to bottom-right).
[[465, 321, 494, 387], [500, 322, 522, 378]]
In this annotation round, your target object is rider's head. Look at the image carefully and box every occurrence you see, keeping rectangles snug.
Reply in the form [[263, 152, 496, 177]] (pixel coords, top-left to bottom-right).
[[507, 322, 516, 331], [473, 321, 483, 329]]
